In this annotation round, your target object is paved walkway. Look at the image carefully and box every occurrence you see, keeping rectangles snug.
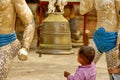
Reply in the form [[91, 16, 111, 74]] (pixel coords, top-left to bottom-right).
[[6, 48, 110, 80]]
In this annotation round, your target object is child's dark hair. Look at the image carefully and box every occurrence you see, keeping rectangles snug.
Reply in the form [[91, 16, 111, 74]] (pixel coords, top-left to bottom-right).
[[79, 46, 95, 64]]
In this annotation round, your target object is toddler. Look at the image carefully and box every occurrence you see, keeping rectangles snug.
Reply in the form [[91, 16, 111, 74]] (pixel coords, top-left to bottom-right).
[[64, 46, 96, 80]]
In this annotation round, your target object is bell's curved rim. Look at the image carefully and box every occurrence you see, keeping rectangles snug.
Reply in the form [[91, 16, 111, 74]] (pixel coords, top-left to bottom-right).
[[37, 49, 74, 55]]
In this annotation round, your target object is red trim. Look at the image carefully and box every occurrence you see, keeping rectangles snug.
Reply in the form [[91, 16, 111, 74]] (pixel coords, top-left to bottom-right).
[[39, 2, 48, 24], [67, 2, 80, 5]]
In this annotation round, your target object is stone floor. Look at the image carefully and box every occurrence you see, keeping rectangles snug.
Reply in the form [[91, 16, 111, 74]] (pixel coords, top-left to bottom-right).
[[6, 48, 110, 80]]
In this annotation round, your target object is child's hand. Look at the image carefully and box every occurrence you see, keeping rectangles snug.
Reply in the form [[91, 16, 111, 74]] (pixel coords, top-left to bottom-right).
[[64, 71, 70, 77], [108, 68, 120, 74]]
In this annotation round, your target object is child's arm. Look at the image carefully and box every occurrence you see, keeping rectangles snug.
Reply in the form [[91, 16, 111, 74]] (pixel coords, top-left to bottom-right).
[[64, 70, 84, 80]]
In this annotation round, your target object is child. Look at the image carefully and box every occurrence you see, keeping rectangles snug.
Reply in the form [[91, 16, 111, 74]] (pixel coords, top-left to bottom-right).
[[64, 46, 96, 80]]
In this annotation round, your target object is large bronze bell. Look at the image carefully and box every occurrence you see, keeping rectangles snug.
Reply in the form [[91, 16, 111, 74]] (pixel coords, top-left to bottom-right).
[[38, 12, 74, 54]]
